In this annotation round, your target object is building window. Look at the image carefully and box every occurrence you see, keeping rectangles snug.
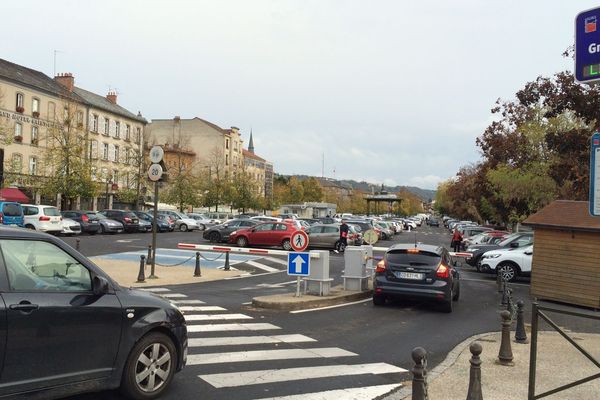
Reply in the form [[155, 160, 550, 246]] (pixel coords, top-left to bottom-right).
[[102, 143, 109, 160], [92, 114, 99, 132], [135, 127, 141, 144], [16, 93, 24, 111], [114, 145, 119, 163], [31, 126, 38, 145], [124, 148, 130, 164], [29, 156, 37, 175], [91, 166, 97, 181], [48, 102, 56, 120], [112, 170, 119, 185], [130, 149, 136, 165], [104, 118, 110, 136], [225, 154, 229, 166], [90, 140, 98, 159], [14, 122, 23, 140], [77, 111, 84, 127], [226, 139, 229, 149], [115, 122, 120, 139], [125, 124, 131, 141], [11, 153, 22, 173], [101, 167, 108, 180], [63, 106, 69, 121], [32, 98, 40, 114]]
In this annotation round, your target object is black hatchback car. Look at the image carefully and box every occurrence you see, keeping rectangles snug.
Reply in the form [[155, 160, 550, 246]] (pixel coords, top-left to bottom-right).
[[101, 209, 140, 233], [373, 243, 460, 312], [61, 210, 101, 234], [0, 227, 187, 399]]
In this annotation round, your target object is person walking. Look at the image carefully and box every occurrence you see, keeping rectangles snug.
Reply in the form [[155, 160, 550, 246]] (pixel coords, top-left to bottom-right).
[[335, 220, 349, 253], [451, 228, 463, 252]]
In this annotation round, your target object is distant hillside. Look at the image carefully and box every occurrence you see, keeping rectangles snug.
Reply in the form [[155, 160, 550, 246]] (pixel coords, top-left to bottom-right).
[[281, 174, 436, 202]]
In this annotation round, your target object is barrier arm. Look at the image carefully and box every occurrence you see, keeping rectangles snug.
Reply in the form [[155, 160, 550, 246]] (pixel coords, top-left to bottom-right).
[[177, 243, 321, 259]]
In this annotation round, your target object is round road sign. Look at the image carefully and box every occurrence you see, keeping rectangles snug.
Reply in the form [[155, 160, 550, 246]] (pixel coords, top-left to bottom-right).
[[363, 229, 378, 245], [149, 146, 164, 164], [290, 230, 309, 252], [148, 163, 163, 182]]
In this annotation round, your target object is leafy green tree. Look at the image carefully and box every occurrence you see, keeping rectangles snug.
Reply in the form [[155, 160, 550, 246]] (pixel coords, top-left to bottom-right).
[[301, 177, 324, 202]]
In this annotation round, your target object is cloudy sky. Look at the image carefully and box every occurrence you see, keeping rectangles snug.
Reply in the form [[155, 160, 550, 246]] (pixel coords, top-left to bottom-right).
[[2, 1, 596, 189]]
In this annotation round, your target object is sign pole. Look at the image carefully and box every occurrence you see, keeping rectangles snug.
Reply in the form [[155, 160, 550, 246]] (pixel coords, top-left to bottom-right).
[[150, 180, 158, 279], [296, 276, 301, 297]]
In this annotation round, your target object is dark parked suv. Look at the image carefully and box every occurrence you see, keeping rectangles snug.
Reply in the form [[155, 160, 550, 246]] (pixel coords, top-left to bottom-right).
[[101, 209, 140, 233], [61, 210, 101, 234], [465, 232, 533, 271], [373, 243, 460, 312], [0, 227, 187, 398]]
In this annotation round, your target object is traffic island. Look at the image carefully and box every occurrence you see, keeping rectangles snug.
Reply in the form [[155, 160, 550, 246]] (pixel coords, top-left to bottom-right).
[[252, 285, 373, 311]]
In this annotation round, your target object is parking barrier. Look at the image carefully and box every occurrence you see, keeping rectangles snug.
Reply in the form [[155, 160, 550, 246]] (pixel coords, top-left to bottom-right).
[[76, 238, 80, 251], [515, 300, 528, 343], [136, 255, 146, 283], [177, 243, 322, 259], [466, 342, 483, 400], [146, 245, 153, 264], [194, 252, 201, 277], [497, 310, 514, 365], [411, 347, 428, 400]]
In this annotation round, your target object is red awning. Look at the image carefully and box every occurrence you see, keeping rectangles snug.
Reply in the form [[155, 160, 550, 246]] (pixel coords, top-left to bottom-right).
[[0, 188, 30, 203]]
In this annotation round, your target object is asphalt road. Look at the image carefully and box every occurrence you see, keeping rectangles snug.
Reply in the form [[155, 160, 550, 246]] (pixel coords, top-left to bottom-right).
[[62, 224, 536, 400]]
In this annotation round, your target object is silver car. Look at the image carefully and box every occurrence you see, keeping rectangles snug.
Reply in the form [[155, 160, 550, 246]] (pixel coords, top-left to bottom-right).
[[306, 223, 361, 251], [158, 210, 200, 232]]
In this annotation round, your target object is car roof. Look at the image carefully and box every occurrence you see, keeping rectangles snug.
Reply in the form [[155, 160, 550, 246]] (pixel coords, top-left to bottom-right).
[[388, 243, 445, 255], [0, 225, 58, 239]]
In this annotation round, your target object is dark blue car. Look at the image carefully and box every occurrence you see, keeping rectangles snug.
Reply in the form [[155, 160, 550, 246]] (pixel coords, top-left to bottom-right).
[[134, 211, 171, 232]]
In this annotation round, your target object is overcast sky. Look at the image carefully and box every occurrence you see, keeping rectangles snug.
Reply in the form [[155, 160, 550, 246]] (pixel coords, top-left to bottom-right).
[[2, 1, 596, 189]]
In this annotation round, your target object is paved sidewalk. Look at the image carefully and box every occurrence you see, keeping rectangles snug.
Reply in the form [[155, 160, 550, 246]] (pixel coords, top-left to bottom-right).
[[381, 330, 600, 400]]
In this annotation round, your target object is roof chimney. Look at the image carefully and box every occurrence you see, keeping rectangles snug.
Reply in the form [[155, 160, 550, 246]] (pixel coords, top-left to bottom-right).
[[106, 91, 117, 104], [54, 72, 74, 92]]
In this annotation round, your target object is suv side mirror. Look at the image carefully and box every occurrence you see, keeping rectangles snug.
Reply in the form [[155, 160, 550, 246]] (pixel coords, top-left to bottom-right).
[[92, 275, 110, 295]]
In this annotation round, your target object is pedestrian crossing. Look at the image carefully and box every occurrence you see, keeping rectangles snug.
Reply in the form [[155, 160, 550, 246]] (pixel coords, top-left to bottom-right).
[[139, 286, 407, 399]]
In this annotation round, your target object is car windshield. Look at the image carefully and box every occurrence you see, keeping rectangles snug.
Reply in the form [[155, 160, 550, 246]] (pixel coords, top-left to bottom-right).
[[94, 212, 108, 220], [498, 233, 525, 247], [2, 204, 21, 216], [44, 207, 61, 216], [386, 249, 441, 267]]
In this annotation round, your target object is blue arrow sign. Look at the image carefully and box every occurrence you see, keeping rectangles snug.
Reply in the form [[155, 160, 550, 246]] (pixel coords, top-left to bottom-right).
[[287, 252, 310, 276], [590, 132, 600, 216]]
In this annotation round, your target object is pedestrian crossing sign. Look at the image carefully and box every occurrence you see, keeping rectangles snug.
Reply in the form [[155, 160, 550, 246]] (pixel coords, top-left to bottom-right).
[[287, 252, 310, 276]]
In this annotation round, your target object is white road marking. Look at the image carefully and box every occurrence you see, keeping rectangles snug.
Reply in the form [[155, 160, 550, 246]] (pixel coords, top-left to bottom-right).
[[170, 299, 205, 304], [187, 347, 356, 365], [290, 298, 372, 314], [245, 260, 280, 272], [178, 306, 226, 312], [241, 301, 252, 305], [199, 363, 407, 388], [224, 271, 285, 280], [254, 384, 402, 400], [187, 323, 281, 332], [185, 313, 253, 321], [263, 256, 287, 266], [138, 287, 170, 292], [188, 334, 316, 347], [161, 293, 187, 298]]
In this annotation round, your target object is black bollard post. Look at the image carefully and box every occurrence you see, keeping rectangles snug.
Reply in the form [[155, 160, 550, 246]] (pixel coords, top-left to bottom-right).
[[137, 255, 146, 283], [411, 347, 428, 400], [224, 251, 230, 271], [466, 342, 483, 400], [146, 245, 153, 264], [194, 251, 202, 277], [76, 238, 80, 251], [497, 310, 514, 365], [515, 300, 529, 343]]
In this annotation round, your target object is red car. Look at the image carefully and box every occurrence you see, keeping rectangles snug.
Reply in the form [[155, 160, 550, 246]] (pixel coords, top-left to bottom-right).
[[229, 221, 297, 250]]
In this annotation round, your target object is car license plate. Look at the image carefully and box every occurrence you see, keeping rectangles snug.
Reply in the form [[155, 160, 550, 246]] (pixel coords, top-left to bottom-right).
[[52, 220, 59, 224], [396, 271, 424, 280]]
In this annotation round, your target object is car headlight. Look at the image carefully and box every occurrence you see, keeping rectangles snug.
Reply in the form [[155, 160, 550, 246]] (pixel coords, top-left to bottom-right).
[[467, 248, 479, 252], [230, 231, 237, 236], [482, 254, 501, 259]]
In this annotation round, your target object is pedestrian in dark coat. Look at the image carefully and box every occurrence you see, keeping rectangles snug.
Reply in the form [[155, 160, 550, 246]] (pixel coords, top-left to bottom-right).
[[451, 228, 463, 252]]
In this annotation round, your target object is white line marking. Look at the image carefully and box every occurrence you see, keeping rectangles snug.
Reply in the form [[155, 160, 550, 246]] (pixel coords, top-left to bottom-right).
[[178, 306, 227, 312], [184, 313, 253, 321], [160, 293, 187, 298], [263, 256, 287, 266], [224, 270, 284, 280], [254, 384, 402, 400], [245, 260, 280, 272], [188, 334, 316, 347], [199, 363, 407, 388], [138, 287, 170, 292], [170, 299, 205, 304], [187, 347, 356, 365], [241, 301, 252, 305], [187, 323, 280, 332], [290, 298, 372, 314]]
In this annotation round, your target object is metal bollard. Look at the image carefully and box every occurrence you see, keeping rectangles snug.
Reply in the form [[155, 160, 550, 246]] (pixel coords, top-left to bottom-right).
[[497, 310, 514, 365], [515, 300, 529, 343], [146, 245, 153, 264], [75, 238, 80, 251], [496, 272, 503, 292], [466, 342, 483, 400], [506, 288, 513, 315], [224, 251, 230, 271], [137, 255, 146, 283], [500, 280, 508, 306], [194, 251, 202, 277], [411, 347, 428, 400]]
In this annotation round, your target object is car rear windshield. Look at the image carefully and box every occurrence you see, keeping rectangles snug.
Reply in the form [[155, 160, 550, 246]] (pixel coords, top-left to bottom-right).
[[44, 207, 61, 216], [124, 212, 138, 219], [2, 204, 22, 216], [386, 250, 441, 267]]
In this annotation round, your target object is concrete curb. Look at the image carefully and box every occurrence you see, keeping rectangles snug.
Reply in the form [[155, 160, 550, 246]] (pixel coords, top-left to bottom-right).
[[252, 289, 374, 311], [377, 331, 496, 400]]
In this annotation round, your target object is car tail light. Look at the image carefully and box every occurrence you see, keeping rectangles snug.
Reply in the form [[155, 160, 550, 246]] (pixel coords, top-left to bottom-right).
[[436, 263, 450, 278], [82, 214, 89, 222], [124, 217, 132, 223], [39, 216, 51, 221], [375, 259, 387, 273], [0, 212, 3, 224]]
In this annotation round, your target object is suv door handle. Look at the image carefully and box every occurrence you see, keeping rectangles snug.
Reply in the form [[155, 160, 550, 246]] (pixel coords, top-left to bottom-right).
[[9, 301, 39, 313]]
